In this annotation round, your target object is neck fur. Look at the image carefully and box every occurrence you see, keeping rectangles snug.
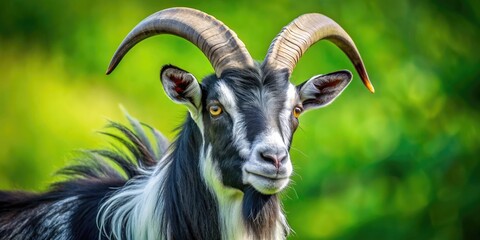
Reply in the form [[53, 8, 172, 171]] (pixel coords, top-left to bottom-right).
[[98, 115, 288, 239]]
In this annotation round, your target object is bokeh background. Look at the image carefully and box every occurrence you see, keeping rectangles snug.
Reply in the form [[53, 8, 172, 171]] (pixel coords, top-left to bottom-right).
[[1, 0, 479, 239]]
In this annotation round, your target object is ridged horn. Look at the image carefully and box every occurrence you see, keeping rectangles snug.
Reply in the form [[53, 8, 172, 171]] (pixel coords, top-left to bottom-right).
[[263, 13, 375, 93], [106, 7, 254, 77]]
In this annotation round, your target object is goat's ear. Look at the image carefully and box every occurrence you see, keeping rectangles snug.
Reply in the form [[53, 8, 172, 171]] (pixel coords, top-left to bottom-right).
[[297, 70, 352, 111], [160, 65, 202, 111]]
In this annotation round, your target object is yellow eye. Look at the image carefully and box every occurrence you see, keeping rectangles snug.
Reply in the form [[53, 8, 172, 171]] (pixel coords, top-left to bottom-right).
[[209, 105, 223, 116], [293, 106, 302, 118]]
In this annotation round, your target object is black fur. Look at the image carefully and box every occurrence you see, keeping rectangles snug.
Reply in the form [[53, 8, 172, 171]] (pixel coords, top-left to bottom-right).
[[160, 115, 221, 240], [0, 167, 126, 240]]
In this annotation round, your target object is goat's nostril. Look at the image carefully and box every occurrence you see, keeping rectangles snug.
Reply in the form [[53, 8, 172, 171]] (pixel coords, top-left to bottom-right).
[[260, 152, 285, 169]]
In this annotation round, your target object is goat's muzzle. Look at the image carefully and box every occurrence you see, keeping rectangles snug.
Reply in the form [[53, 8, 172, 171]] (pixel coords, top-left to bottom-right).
[[243, 144, 292, 195]]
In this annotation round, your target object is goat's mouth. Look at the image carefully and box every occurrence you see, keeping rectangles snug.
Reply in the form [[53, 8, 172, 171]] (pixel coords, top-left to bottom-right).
[[244, 170, 290, 195]]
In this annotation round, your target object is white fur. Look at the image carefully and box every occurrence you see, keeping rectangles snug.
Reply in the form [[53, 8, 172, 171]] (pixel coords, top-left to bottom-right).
[[97, 156, 171, 240], [242, 129, 293, 195], [280, 84, 299, 145], [216, 82, 251, 158], [201, 145, 249, 240]]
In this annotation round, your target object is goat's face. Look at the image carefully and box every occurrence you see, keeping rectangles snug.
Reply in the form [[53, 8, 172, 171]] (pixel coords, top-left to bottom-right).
[[106, 7, 374, 196], [160, 65, 352, 195]]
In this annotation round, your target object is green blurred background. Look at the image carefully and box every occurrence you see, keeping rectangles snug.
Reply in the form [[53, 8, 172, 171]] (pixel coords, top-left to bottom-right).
[[1, 0, 479, 239]]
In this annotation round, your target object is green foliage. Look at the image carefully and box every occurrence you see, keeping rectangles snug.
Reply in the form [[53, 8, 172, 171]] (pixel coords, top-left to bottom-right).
[[1, 0, 478, 239]]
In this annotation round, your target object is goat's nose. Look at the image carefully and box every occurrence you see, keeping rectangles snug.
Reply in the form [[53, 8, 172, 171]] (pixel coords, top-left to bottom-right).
[[260, 150, 287, 169]]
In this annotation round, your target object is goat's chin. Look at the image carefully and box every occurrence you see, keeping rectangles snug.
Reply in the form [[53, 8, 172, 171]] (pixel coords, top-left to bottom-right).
[[245, 172, 290, 195], [242, 161, 292, 195]]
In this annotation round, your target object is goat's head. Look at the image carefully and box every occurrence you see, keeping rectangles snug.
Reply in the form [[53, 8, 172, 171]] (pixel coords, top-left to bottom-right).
[[106, 8, 374, 196]]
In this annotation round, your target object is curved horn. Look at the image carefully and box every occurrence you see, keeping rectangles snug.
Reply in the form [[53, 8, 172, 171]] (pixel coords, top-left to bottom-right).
[[106, 7, 254, 77], [263, 13, 375, 93]]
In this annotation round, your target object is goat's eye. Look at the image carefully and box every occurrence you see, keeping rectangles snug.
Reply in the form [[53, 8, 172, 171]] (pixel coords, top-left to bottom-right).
[[209, 105, 223, 117], [293, 106, 303, 118]]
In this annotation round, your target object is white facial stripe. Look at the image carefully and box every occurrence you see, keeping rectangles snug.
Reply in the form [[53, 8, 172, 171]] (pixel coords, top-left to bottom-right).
[[286, 83, 299, 109], [279, 83, 298, 145], [216, 81, 237, 110], [216, 81, 251, 158]]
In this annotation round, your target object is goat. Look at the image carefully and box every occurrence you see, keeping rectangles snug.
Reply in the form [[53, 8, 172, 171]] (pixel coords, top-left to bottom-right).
[[0, 7, 374, 240]]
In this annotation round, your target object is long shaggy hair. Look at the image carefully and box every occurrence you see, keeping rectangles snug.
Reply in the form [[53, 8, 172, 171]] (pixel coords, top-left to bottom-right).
[[0, 112, 170, 239]]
